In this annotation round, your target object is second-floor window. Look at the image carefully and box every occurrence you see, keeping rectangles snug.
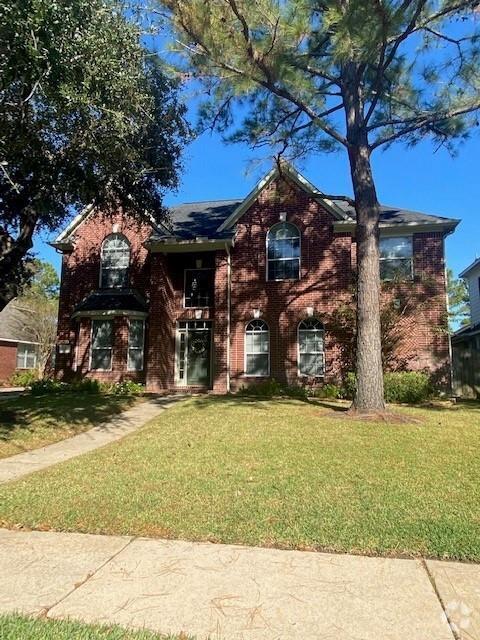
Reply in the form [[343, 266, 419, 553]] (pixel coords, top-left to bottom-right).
[[184, 269, 214, 308], [101, 234, 130, 289], [267, 222, 300, 281], [379, 236, 413, 281]]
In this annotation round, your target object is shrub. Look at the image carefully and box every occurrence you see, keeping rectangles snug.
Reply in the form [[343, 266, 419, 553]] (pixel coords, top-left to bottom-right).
[[342, 371, 432, 404], [30, 379, 69, 395], [313, 384, 342, 399], [9, 370, 39, 387], [101, 381, 145, 396], [384, 371, 432, 404], [237, 379, 308, 399], [71, 379, 102, 394]]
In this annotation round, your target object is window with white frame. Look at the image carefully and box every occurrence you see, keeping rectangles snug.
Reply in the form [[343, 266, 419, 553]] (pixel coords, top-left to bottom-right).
[[100, 234, 130, 288], [245, 319, 269, 376], [127, 319, 145, 371], [379, 236, 413, 281], [16, 343, 37, 369], [298, 319, 325, 377], [90, 319, 113, 370], [184, 269, 214, 308], [267, 222, 300, 280]]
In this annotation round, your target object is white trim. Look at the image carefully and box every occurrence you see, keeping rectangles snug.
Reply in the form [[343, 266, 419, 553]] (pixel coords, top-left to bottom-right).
[[333, 220, 459, 236], [127, 318, 145, 372], [217, 162, 348, 233], [459, 257, 480, 279], [174, 320, 212, 387], [73, 309, 147, 320], [244, 319, 270, 377], [266, 221, 301, 282], [0, 337, 39, 346], [183, 267, 215, 309], [89, 318, 114, 372], [100, 233, 130, 289], [147, 237, 234, 253], [297, 319, 325, 379], [226, 246, 231, 393]]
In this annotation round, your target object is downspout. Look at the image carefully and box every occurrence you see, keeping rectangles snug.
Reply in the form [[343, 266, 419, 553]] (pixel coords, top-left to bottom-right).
[[443, 236, 454, 395], [226, 244, 231, 393]]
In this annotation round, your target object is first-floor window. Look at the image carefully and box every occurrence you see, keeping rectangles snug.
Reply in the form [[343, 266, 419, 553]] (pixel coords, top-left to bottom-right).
[[379, 236, 413, 280], [128, 319, 145, 371], [245, 319, 269, 376], [91, 319, 113, 370], [16, 342, 37, 369], [298, 319, 325, 377]]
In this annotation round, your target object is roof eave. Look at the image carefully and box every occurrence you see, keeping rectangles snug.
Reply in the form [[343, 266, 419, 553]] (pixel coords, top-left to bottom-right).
[[145, 237, 235, 253], [333, 219, 460, 236], [459, 257, 480, 279]]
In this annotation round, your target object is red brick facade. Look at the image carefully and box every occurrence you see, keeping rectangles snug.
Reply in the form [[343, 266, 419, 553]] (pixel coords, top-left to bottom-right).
[[54, 177, 451, 392], [0, 341, 18, 382]]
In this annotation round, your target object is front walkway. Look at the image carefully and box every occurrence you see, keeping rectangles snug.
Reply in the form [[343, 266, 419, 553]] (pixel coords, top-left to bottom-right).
[[1, 528, 478, 639], [0, 395, 183, 484]]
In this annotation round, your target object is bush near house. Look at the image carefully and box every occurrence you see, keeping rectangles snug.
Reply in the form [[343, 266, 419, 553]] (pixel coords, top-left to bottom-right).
[[29, 379, 145, 396], [344, 371, 433, 404]]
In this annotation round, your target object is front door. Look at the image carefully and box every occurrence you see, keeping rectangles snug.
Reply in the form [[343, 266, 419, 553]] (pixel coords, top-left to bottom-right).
[[176, 321, 212, 387]]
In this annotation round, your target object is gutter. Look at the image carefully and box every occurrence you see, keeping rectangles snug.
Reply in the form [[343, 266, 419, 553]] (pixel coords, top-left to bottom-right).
[[226, 243, 232, 393]]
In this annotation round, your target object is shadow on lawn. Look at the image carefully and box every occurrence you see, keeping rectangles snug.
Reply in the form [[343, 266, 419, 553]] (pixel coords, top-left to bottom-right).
[[188, 393, 350, 413], [0, 393, 135, 443]]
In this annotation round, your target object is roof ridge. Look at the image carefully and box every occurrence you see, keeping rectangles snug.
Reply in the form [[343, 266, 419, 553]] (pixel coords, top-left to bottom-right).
[[169, 198, 243, 206]]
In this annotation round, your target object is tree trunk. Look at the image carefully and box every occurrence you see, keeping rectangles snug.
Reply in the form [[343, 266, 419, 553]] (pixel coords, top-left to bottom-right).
[[348, 142, 386, 412]]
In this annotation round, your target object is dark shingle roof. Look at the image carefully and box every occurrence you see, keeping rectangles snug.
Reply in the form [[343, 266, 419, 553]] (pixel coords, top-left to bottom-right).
[[332, 200, 458, 227], [155, 197, 458, 241], [0, 302, 38, 343], [74, 290, 147, 314]]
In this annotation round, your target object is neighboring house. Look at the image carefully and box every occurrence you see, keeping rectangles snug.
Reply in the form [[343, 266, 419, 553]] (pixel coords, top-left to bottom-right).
[[52, 163, 458, 393], [0, 302, 39, 383], [451, 258, 480, 397]]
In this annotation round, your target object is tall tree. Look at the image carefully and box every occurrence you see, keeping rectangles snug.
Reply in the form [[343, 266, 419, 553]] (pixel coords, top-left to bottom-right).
[[447, 268, 470, 331], [0, 0, 189, 311], [161, 0, 480, 412], [8, 260, 60, 375]]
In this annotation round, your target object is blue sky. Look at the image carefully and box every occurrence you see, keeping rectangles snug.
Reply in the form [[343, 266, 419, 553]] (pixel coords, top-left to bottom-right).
[[36, 124, 479, 279]]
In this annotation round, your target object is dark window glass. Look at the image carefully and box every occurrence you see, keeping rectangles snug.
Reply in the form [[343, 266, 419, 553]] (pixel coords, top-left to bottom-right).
[[184, 269, 214, 307], [245, 319, 269, 376], [379, 237, 413, 281], [91, 319, 113, 370], [267, 223, 300, 280]]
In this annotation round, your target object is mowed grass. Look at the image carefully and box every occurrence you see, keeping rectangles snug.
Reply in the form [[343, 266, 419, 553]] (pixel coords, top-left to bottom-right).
[[0, 392, 138, 458], [0, 613, 190, 639], [1, 396, 479, 560]]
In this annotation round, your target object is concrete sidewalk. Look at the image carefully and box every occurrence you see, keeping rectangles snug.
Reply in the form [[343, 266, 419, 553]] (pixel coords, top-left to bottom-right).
[[0, 395, 183, 484], [1, 529, 478, 639]]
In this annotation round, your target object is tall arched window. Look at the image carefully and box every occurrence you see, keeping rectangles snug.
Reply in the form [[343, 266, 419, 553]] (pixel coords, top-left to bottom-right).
[[298, 318, 325, 377], [245, 319, 269, 376], [266, 222, 300, 281], [100, 234, 130, 289]]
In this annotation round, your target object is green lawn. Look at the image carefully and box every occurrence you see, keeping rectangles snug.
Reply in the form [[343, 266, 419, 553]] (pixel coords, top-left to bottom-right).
[[0, 614, 189, 639], [0, 396, 479, 560], [0, 392, 138, 459]]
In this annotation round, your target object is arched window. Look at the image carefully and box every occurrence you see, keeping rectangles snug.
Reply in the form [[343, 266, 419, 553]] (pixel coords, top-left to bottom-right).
[[245, 319, 269, 376], [100, 234, 130, 289], [266, 222, 300, 281], [298, 318, 325, 377]]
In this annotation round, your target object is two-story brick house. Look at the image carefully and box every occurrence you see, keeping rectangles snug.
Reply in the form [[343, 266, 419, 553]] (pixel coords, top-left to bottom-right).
[[52, 163, 458, 393]]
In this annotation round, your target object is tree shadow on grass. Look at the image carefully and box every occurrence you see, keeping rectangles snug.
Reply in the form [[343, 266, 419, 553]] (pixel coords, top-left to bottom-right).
[[0, 392, 135, 444]]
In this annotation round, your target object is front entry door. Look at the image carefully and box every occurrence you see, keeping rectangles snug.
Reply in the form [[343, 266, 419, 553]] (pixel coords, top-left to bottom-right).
[[176, 321, 212, 387]]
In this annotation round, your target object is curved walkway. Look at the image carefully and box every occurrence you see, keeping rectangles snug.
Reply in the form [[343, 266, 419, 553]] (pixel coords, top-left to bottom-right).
[[0, 395, 183, 484]]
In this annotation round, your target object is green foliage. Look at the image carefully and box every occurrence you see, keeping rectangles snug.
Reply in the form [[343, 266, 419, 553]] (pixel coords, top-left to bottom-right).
[[0, 0, 189, 306], [343, 371, 432, 404], [8, 369, 39, 388], [30, 378, 145, 396], [23, 260, 60, 301], [237, 379, 308, 398], [312, 383, 342, 399], [447, 268, 470, 332]]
